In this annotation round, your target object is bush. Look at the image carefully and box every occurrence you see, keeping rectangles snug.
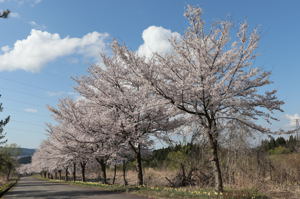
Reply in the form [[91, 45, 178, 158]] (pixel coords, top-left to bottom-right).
[[268, 146, 291, 155]]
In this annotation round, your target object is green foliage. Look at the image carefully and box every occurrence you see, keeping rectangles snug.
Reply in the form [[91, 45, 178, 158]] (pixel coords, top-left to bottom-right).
[[144, 144, 193, 168], [0, 181, 15, 196], [268, 146, 291, 155], [0, 9, 10, 18], [18, 156, 32, 164], [260, 135, 299, 153], [166, 151, 188, 169], [0, 96, 10, 146], [0, 144, 21, 156], [0, 144, 20, 181]]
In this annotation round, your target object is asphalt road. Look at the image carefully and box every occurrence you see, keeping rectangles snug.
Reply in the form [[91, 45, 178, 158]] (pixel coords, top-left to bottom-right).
[[3, 176, 148, 199]]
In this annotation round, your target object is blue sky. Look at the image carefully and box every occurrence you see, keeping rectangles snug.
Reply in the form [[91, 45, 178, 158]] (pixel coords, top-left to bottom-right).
[[1, 0, 300, 148]]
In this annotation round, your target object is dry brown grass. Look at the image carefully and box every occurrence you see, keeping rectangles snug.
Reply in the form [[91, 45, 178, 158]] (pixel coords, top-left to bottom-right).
[[64, 152, 300, 198], [221, 153, 300, 199], [104, 168, 177, 186]]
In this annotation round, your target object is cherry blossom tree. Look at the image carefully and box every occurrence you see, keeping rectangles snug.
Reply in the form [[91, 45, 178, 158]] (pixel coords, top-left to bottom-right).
[[113, 6, 284, 192], [74, 49, 182, 185], [30, 140, 69, 179], [48, 98, 120, 183], [46, 120, 93, 182]]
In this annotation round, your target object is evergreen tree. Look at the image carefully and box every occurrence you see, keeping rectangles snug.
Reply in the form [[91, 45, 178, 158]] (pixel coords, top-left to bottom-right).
[[275, 137, 286, 146], [268, 136, 277, 149], [0, 95, 10, 145], [0, 9, 10, 18]]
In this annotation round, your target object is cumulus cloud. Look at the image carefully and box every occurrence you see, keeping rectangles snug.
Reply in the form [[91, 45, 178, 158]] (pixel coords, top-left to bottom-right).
[[137, 26, 181, 58], [1, 45, 10, 52], [0, 29, 109, 72], [24, 108, 38, 113], [285, 114, 300, 127]]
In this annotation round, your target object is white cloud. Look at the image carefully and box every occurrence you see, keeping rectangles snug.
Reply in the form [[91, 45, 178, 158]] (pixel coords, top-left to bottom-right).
[[0, 0, 42, 6], [10, 12, 20, 18], [24, 108, 38, 113], [285, 114, 300, 127], [29, 20, 46, 30], [137, 26, 181, 58], [0, 29, 109, 72], [1, 45, 10, 52], [46, 91, 76, 97], [67, 57, 79, 64], [32, 0, 41, 5]]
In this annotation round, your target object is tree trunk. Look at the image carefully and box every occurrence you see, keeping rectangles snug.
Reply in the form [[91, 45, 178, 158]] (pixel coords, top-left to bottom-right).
[[129, 142, 144, 186], [55, 171, 58, 179], [58, 170, 62, 180], [65, 167, 69, 181], [100, 159, 107, 184], [73, 162, 76, 182], [96, 158, 107, 184], [122, 160, 128, 185], [6, 167, 11, 181], [207, 127, 223, 192], [136, 144, 144, 185], [80, 162, 86, 182], [112, 164, 117, 184]]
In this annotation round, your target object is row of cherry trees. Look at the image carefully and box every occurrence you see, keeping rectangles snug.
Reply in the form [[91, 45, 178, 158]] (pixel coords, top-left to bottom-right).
[[23, 6, 284, 192]]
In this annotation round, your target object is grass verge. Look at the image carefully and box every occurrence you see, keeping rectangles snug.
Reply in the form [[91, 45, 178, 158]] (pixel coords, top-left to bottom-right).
[[36, 176, 268, 199], [0, 180, 17, 198]]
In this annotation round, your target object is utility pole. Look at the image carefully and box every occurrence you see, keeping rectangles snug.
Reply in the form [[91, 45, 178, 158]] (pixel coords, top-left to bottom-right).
[[296, 119, 300, 141]]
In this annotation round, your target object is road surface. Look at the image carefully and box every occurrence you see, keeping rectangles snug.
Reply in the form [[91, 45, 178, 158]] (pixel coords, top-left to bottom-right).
[[3, 176, 148, 199]]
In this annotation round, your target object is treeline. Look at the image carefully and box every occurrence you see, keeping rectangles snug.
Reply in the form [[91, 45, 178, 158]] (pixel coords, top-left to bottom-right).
[[261, 135, 299, 154], [146, 136, 300, 169], [144, 144, 194, 168], [142, 136, 300, 187]]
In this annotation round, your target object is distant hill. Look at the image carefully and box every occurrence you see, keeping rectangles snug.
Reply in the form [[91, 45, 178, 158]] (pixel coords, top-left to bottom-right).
[[17, 148, 36, 164], [18, 156, 32, 164], [18, 148, 36, 157]]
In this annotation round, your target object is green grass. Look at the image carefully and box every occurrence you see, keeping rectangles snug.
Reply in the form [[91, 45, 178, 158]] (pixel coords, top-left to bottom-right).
[[0, 183, 11, 192], [36, 176, 268, 199], [0, 180, 17, 197]]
